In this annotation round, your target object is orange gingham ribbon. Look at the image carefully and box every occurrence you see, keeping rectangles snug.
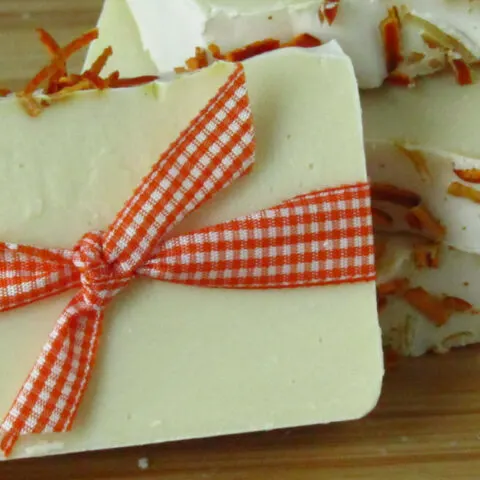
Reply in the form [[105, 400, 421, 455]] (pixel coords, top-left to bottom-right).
[[0, 65, 375, 457]]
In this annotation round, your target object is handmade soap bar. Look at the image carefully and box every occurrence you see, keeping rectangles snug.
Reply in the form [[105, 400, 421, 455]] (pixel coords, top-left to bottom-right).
[[377, 233, 480, 356], [85, 0, 480, 88], [368, 142, 480, 255], [363, 72, 480, 255], [0, 45, 383, 460]]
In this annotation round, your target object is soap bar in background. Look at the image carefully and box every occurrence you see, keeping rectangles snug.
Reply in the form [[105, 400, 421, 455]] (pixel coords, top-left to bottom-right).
[[85, 0, 480, 89], [0, 46, 383, 460], [377, 234, 480, 356]]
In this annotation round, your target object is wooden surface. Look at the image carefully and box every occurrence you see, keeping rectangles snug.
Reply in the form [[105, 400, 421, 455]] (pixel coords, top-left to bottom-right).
[[1, 1, 480, 478]]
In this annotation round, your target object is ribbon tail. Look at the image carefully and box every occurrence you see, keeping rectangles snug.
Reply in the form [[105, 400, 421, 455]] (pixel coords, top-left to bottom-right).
[[0, 292, 103, 457], [0, 242, 79, 312], [140, 183, 376, 289]]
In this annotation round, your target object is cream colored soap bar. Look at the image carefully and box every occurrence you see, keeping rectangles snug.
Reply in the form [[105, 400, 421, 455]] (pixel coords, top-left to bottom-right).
[[0, 46, 383, 460], [85, 0, 480, 89], [377, 233, 480, 356]]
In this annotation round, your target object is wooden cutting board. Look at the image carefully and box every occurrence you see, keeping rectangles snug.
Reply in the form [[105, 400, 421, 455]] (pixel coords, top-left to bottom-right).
[[0, 1, 480, 478]]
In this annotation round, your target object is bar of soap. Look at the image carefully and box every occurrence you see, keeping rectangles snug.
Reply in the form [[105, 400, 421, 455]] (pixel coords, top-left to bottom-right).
[[0, 45, 383, 460], [85, 0, 480, 89], [367, 142, 480, 255], [362, 71, 480, 255], [377, 233, 480, 356]]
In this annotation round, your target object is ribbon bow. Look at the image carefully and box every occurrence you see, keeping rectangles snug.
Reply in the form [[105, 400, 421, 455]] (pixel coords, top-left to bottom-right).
[[0, 65, 375, 456]]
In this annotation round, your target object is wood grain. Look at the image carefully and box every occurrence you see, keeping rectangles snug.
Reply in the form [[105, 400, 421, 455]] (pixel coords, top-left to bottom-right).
[[0, 1, 480, 478]]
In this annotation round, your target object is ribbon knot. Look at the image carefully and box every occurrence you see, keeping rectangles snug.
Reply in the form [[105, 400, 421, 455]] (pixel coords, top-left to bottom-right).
[[72, 232, 132, 309]]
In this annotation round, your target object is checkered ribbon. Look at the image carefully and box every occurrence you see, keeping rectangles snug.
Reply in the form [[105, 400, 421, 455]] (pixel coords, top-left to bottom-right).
[[0, 65, 375, 457]]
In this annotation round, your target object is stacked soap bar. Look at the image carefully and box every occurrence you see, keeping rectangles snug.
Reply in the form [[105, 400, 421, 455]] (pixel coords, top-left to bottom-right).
[[364, 73, 480, 356], [85, 0, 480, 355], [0, 43, 383, 460], [86, 0, 480, 88]]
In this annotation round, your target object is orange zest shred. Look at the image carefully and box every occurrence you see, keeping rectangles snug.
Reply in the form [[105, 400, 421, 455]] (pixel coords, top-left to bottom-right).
[[12, 29, 159, 117], [85, 46, 114, 76], [282, 34, 323, 49], [380, 6, 403, 74], [37, 28, 62, 57], [405, 210, 422, 231], [224, 39, 281, 62], [403, 287, 451, 327], [179, 34, 322, 73], [0, 88, 12, 97], [323, 0, 341, 26], [377, 278, 410, 297], [372, 207, 393, 228], [371, 183, 421, 208], [396, 144, 431, 180], [454, 168, 480, 184], [448, 181, 480, 204], [413, 242, 440, 269], [107, 75, 160, 89], [443, 296, 473, 313], [208, 43, 225, 60], [185, 47, 209, 71], [406, 205, 446, 242], [386, 71, 415, 87], [23, 29, 99, 96], [449, 57, 474, 86]]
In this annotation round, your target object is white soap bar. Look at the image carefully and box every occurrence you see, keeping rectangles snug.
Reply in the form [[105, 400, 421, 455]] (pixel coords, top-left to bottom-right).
[[85, 0, 480, 89], [362, 69, 480, 158], [377, 233, 480, 356], [362, 71, 480, 255], [0, 46, 383, 460], [367, 142, 480, 255]]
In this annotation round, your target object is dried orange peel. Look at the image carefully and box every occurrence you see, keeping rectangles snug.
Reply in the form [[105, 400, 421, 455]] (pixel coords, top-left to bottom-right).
[[448, 182, 480, 204], [4, 28, 159, 117], [178, 33, 323, 73], [380, 7, 403, 74], [371, 183, 421, 208], [453, 168, 480, 184]]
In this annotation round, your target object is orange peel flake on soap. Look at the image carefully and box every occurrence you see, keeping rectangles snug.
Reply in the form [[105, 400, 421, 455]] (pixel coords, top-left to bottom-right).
[[372, 207, 394, 228], [13, 28, 159, 117], [454, 168, 480, 184], [386, 71, 415, 87], [404, 287, 451, 327], [449, 57, 474, 86], [372, 183, 421, 208], [323, 0, 341, 26], [282, 34, 323, 49], [185, 47, 209, 71], [448, 181, 480, 204], [180, 34, 323, 72], [406, 205, 446, 242], [443, 296, 473, 313], [377, 278, 410, 297], [396, 144, 431, 180], [380, 6, 403, 74], [224, 39, 281, 62], [413, 242, 440, 269]]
